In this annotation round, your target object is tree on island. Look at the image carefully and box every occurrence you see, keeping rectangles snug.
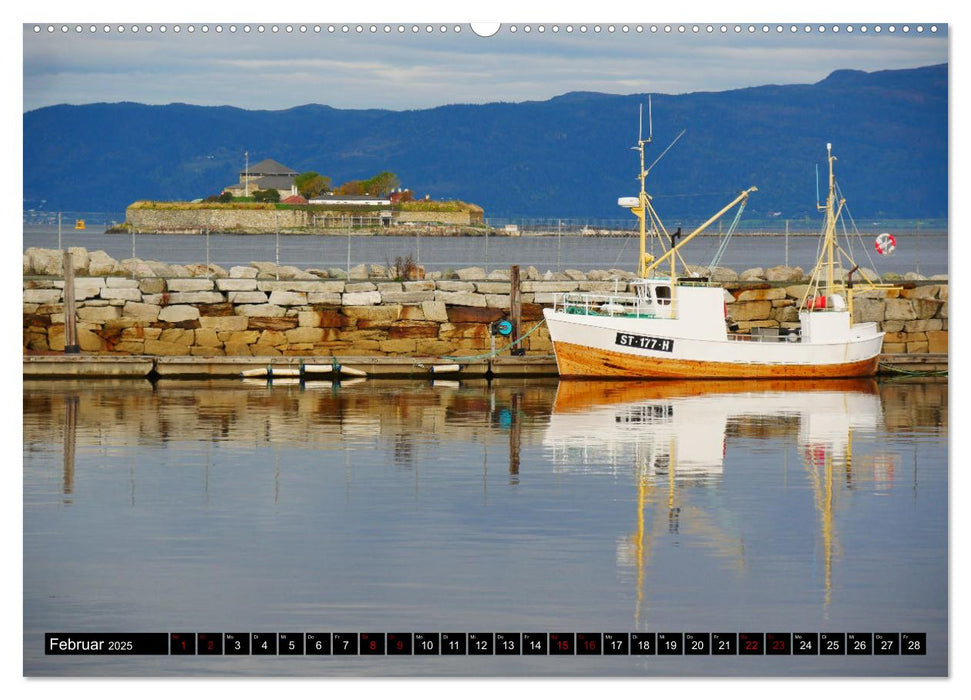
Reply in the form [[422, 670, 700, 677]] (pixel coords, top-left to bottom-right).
[[335, 180, 360, 195], [364, 171, 401, 196], [252, 188, 281, 203], [295, 172, 332, 199], [334, 171, 402, 197]]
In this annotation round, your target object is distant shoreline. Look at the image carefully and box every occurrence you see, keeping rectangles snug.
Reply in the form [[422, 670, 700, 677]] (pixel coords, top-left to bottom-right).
[[100, 228, 950, 238]]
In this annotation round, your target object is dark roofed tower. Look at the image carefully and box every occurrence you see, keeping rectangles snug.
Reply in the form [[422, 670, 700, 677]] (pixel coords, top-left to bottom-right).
[[240, 158, 298, 186], [227, 157, 300, 198]]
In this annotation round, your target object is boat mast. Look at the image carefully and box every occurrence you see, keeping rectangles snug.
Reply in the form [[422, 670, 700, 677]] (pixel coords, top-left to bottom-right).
[[629, 100, 754, 283], [818, 143, 845, 296], [629, 99, 674, 280], [634, 100, 653, 278], [800, 143, 892, 316]]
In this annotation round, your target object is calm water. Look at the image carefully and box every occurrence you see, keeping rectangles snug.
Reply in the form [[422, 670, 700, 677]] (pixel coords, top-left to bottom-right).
[[23, 377, 947, 676], [23, 227, 948, 277]]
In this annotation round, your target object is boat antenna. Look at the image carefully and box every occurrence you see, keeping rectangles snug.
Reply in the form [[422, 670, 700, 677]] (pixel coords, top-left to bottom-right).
[[815, 163, 820, 209], [637, 96, 654, 146], [648, 94, 654, 141]]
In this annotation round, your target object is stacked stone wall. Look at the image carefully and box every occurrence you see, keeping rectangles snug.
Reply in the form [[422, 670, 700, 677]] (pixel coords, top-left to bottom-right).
[[395, 210, 474, 225], [23, 248, 948, 357]]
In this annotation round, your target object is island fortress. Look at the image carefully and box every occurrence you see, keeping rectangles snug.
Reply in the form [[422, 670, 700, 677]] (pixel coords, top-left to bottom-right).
[[124, 155, 484, 232]]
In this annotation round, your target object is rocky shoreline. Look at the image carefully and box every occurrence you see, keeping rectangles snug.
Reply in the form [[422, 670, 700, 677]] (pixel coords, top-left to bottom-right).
[[24, 245, 946, 283]]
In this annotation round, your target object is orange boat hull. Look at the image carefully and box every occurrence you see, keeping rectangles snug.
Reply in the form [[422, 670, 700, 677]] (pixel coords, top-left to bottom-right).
[[552, 340, 880, 379]]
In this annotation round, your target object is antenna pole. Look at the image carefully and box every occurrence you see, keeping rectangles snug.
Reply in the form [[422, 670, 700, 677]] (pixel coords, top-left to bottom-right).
[[648, 95, 653, 140], [815, 163, 820, 208], [631, 96, 661, 278], [634, 96, 656, 278]]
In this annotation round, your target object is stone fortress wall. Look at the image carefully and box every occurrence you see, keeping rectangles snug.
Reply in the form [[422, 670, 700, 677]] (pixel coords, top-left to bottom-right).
[[125, 206, 477, 233]]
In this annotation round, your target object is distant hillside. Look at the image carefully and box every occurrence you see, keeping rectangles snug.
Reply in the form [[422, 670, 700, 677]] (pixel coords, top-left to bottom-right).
[[23, 64, 947, 220]]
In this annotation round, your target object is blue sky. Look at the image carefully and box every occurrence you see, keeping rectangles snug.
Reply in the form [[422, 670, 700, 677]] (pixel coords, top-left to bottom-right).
[[21, 13, 949, 113]]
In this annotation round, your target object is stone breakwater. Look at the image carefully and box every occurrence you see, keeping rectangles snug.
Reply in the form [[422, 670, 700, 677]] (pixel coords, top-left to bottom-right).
[[23, 247, 947, 357]]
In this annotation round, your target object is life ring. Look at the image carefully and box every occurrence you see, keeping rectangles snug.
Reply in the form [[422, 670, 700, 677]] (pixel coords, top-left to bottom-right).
[[875, 232, 896, 255]]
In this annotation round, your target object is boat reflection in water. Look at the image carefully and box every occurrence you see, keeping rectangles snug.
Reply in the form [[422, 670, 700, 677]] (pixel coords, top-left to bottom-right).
[[543, 379, 893, 626]]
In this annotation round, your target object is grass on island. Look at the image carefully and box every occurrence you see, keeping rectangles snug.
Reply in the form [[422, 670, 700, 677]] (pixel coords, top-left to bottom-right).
[[398, 200, 483, 214], [128, 199, 485, 214], [128, 200, 277, 211]]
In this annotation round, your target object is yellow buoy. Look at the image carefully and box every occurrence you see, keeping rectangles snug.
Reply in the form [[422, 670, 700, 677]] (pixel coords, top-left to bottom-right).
[[74, 219, 85, 230]]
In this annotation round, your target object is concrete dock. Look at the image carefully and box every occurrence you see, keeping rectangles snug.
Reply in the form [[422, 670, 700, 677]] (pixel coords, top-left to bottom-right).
[[23, 353, 946, 379]]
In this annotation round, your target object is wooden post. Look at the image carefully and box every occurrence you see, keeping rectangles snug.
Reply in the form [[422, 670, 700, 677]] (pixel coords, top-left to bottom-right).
[[62, 250, 79, 354], [509, 264, 523, 355], [345, 215, 351, 279]]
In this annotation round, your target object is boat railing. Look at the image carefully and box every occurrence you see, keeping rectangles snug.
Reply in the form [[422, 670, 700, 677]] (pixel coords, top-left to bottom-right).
[[850, 322, 879, 339], [552, 291, 660, 318], [727, 329, 801, 343]]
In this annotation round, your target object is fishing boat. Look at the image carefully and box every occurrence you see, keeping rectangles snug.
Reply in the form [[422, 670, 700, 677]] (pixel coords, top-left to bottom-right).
[[543, 112, 890, 379]]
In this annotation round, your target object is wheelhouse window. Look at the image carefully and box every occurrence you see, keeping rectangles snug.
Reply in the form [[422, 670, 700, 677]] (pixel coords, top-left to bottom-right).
[[654, 285, 672, 305]]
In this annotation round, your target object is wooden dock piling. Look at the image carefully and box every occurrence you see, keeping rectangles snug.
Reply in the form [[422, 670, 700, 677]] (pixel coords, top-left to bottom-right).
[[62, 250, 79, 354], [509, 264, 523, 356]]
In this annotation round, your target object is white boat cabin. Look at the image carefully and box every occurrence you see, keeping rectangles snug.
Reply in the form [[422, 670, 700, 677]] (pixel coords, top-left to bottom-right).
[[625, 279, 674, 318]]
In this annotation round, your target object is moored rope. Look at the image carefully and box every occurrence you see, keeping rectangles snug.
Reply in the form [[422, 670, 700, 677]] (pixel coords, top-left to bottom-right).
[[878, 361, 947, 377]]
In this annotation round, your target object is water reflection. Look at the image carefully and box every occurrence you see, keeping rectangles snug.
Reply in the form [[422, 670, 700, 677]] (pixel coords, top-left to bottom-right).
[[544, 379, 905, 623], [61, 395, 77, 503], [23, 378, 559, 503], [23, 376, 946, 677], [23, 377, 944, 509]]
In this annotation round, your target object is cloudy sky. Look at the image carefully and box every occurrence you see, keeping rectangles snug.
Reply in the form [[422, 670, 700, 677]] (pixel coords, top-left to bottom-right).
[[21, 9, 949, 113]]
